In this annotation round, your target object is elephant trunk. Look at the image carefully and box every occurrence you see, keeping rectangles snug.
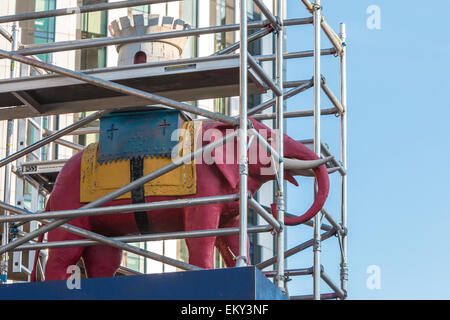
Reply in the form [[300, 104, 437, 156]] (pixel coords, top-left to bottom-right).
[[283, 138, 330, 226]]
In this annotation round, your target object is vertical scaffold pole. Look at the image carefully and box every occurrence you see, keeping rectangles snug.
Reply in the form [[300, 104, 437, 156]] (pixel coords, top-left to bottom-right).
[[1, 21, 18, 284], [313, 0, 322, 300], [236, 0, 249, 267], [275, 0, 285, 292], [339, 22, 348, 296]]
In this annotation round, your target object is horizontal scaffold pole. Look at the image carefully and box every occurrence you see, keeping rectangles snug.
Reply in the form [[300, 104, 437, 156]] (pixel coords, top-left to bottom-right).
[[0, 0, 179, 24], [251, 107, 337, 120], [246, 80, 314, 116], [256, 48, 336, 62], [291, 293, 338, 300], [256, 229, 336, 270], [0, 49, 238, 126], [0, 194, 240, 223], [263, 267, 313, 278], [214, 27, 273, 56], [14, 18, 312, 57], [11, 226, 272, 252], [297, 138, 346, 176]]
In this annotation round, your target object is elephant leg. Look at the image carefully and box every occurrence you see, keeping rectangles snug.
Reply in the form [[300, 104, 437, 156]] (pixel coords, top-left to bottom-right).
[[215, 216, 252, 268], [44, 218, 91, 281], [82, 245, 122, 278], [183, 206, 221, 269], [45, 247, 84, 281], [45, 228, 85, 281]]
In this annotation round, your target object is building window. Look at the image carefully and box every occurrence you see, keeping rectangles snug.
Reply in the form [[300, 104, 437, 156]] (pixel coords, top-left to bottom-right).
[[26, 121, 41, 162], [211, 1, 262, 114], [213, 0, 234, 52], [23, 181, 34, 210], [81, 0, 108, 70], [41, 117, 49, 160], [122, 242, 145, 273], [78, 112, 100, 147], [131, 4, 151, 17], [34, 0, 56, 63]]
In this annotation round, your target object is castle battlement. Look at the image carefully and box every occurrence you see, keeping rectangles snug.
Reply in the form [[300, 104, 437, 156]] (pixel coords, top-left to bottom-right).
[[110, 14, 191, 65]]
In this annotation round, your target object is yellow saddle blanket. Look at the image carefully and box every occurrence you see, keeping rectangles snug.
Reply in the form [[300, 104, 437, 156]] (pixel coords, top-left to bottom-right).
[[80, 121, 197, 203]]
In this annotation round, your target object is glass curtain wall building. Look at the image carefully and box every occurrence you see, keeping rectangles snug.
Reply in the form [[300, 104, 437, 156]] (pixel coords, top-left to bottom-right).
[[34, 0, 56, 63], [80, 0, 108, 70]]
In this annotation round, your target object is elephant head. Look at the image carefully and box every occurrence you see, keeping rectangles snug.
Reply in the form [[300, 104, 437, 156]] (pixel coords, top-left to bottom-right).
[[200, 118, 330, 226]]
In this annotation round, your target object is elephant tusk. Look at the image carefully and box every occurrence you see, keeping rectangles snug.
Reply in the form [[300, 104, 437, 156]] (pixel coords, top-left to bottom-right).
[[327, 167, 340, 175], [284, 156, 333, 171], [289, 166, 340, 177]]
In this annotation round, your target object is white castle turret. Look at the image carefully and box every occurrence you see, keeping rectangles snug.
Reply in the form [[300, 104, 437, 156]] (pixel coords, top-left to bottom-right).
[[109, 14, 190, 66]]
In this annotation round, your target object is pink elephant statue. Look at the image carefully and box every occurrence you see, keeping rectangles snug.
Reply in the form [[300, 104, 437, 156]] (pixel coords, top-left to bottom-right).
[[31, 118, 330, 281]]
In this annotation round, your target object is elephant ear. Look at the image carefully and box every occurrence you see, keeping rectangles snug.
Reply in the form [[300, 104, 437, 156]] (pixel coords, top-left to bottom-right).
[[208, 126, 240, 190]]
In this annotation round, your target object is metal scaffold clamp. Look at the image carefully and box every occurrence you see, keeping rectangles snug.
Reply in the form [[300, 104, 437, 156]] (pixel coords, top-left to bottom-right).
[[227, 246, 248, 266], [313, 238, 321, 253], [341, 225, 348, 237], [9, 223, 18, 240], [275, 274, 289, 284], [234, 255, 248, 266], [269, 16, 282, 33], [239, 164, 248, 176], [311, 2, 323, 11]]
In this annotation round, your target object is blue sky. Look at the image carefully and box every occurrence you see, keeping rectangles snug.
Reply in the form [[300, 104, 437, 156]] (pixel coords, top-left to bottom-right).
[[282, 0, 450, 299]]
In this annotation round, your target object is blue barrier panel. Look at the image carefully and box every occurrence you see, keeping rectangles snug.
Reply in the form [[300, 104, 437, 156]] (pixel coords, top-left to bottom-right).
[[0, 267, 288, 300]]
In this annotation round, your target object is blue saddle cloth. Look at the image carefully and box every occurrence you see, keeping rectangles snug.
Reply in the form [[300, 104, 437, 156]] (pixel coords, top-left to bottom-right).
[[97, 109, 184, 163]]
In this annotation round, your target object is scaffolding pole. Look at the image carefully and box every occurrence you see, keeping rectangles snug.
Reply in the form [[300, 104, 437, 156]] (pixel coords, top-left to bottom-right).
[[313, 0, 322, 300], [0, 21, 17, 284], [236, 0, 249, 268], [0, 194, 240, 223], [14, 18, 312, 57], [339, 23, 349, 296], [11, 226, 272, 252], [275, 0, 286, 292], [0, 0, 179, 24]]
